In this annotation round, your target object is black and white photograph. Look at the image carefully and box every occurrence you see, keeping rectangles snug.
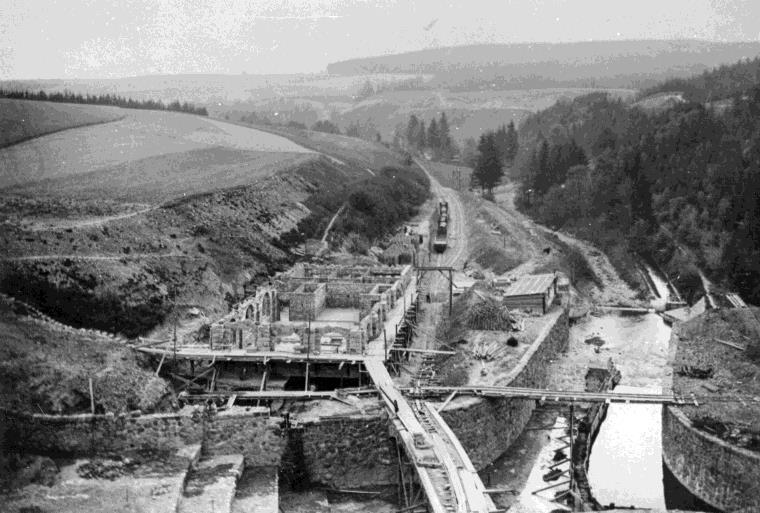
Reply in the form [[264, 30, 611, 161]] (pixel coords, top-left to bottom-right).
[[1, 1, 759, 512]]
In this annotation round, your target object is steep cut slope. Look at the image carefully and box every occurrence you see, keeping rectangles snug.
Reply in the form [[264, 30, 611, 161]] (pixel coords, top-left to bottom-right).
[[0, 156, 369, 337], [0, 103, 410, 338]]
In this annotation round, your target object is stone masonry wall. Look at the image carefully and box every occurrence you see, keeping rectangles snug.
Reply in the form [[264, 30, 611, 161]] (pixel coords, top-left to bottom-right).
[[441, 308, 569, 469], [2, 407, 205, 455], [203, 407, 287, 467], [290, 283, 327, 321], [1, 406, 286, 467], [298, 413, 397, 489], [325, 281, 372, 309], [662, 405, 760, 512], [3, 305, 566, 491]]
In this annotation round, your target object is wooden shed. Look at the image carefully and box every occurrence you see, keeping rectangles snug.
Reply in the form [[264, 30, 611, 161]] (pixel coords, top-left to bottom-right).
[[502, 273, 558, 314]]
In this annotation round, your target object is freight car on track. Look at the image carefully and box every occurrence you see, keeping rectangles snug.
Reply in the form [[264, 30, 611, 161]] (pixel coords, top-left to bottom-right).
[[433, 199, 448, 253]]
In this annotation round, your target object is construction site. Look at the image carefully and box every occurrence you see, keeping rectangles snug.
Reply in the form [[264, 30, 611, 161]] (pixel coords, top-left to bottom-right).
[[3, 155, 760, 513]]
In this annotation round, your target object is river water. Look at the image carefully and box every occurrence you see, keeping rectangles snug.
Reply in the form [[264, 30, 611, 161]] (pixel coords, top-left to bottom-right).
[[501, 257, 718, 513]]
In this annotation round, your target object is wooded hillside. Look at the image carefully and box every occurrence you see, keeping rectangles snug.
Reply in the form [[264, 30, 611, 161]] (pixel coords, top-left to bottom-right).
[[515, 59, 760, 303]]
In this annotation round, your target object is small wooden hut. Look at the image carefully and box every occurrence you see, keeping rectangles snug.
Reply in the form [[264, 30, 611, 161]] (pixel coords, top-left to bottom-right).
[[502, 273, 558, 314]]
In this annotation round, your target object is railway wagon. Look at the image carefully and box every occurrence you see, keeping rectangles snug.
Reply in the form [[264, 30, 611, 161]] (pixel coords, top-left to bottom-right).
[[433, 199, 449, 253]]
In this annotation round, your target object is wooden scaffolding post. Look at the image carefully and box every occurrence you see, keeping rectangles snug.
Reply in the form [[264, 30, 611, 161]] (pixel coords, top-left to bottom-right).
[[569, 402, 575, 508], [89, 377, 95, 414], [448, 268, 453, 317]]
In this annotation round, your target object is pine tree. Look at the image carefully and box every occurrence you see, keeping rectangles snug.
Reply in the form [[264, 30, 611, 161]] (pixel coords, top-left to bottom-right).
[[505, 121, 519, 163], [357, 80, 375, 100], [427, 118, 439, 155], [535, 138, 550, 195], [494, 124, 508, 161], [626, 150, 654, 224], [418, 120, 427, 150], [438, 112, 453, 159], [406, 115, 419, 149], [473, 133, 504, 194]]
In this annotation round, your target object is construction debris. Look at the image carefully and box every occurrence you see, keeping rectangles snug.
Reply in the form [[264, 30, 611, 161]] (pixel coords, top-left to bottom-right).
[[677, 365, 714, 379], [583, 336, 605, 347], [465, 299, 514, 331]]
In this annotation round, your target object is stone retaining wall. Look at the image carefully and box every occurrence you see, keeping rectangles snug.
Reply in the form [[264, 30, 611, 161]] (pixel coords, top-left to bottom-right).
[[299, 413, 397, 488], [662, 405, 760, 512], [441, 308, 569, 469], [1, 406, 284, 466], [2, 407, 204, 455], [203, 408, 287, 467], [2, 305, 569, 491]]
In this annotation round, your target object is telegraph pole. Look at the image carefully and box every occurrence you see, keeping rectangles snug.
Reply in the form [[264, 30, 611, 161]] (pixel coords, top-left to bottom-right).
[[305, 313, 311, 391]]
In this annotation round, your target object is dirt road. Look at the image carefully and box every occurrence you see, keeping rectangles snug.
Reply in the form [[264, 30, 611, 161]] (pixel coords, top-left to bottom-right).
[[0, 252, 199, 262], [20, 205, 158, 232], [492, 182, 641, 306]]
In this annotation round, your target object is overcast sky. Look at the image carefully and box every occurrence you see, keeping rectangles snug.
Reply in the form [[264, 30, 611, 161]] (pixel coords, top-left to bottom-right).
[[2, 0, 760, 79]]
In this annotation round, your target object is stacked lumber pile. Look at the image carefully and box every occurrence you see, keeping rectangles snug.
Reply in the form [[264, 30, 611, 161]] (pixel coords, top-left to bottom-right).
[[465, 299, 513, 331]]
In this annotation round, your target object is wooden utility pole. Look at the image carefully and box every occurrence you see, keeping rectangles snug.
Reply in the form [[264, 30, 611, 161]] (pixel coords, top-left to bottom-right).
[[89, 377, 95, 414], [415, 266, 455, 317], [173, 321, 177, 373], [306, 313, 311, 391]]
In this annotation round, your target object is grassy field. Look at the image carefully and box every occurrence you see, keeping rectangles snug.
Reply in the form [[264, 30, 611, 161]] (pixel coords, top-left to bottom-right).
[[0, 103, 317, 203], [256, 123, 404, 171], [0, 98, 124, 148]]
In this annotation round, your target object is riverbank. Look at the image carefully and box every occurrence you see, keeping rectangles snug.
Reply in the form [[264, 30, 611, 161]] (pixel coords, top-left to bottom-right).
[[662, 306, 760, 512]]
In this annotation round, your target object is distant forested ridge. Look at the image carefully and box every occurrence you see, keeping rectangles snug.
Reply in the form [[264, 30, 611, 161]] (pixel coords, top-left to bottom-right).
[[0, 89, 208, 116], [514, 58, 760, 303], [641, 56, 760, 103], [328, 40, 760, 91]]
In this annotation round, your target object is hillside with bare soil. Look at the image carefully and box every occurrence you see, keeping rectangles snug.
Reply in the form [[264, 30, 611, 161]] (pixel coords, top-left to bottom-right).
[[0, 295, 169, 415], [673, 307, 760, 441], [0, 157, 372, 337], [0, 101, 411, 339]]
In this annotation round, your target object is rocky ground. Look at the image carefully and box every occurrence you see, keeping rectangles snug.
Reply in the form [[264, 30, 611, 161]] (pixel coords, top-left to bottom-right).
[[673, 307, 760, 444], [0, 294, 169, 415]]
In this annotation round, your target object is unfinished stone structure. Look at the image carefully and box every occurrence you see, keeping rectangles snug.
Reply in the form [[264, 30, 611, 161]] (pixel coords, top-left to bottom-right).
[[209, 264, 413, 355]]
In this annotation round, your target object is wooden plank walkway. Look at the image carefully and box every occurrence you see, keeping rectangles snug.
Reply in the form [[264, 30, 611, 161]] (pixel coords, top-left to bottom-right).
[[136, 345, 372, 364], [365, 360, 497, 513], [183, 389, 377, 401], [403, 385, 756, 405]]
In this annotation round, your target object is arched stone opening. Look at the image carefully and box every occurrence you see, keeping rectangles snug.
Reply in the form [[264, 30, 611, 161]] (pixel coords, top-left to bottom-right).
[[262, 292, 271, 319]]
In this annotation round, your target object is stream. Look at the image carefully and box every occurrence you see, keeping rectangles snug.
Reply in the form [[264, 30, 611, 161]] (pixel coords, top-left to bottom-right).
[[489, 264, 722, 512]]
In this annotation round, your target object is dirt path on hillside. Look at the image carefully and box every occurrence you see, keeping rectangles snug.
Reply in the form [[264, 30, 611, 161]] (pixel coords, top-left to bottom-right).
[[492, 182, 640, 306], [321, 204, 346, 243], [19, 205, 160, 232], [1, 252, 198, 262]]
